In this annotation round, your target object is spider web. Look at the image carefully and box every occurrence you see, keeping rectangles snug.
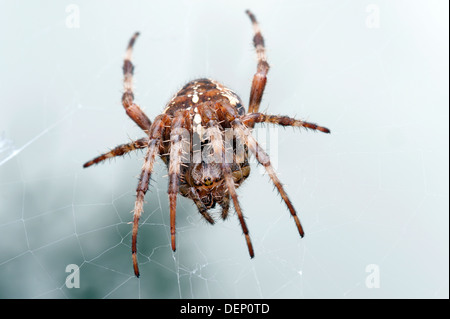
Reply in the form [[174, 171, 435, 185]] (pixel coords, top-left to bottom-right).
[[0, 0, 448, 299]]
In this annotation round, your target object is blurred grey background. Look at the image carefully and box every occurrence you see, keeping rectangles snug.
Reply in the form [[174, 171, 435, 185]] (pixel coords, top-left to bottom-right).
[[0, 0, 448, 299]]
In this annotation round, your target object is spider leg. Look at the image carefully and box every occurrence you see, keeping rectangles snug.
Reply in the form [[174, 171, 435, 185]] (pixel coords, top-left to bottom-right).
[[198, 103, 254, 257], [131, 114, 169, 277], [219, 103, 305, 238], [83, 137, 149, 168], [196, 104, 223, 163], [196, 103, 227, 221], [168, 110, 191, 252], [122, 32, 153, 132], [246, 10, 269, 116], [242, 113, 331, 134], [224, 164, 254, 257]]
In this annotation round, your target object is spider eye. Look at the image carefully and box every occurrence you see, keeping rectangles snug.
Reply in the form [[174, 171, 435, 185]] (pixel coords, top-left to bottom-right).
[[203, 177, 212, 186]]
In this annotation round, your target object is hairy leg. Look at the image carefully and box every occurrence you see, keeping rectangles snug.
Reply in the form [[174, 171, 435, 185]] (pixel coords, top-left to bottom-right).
[[131, 115, 170, 277], [246, 10, 270, 115], [122, 32, 152, 132], [224, 165, 254, 257], [242, 113, 330, 133], [168, 110, 190, 252], [219, 103, 305, 238], [200, 102, 254, 257], [83, 137, 149, 168]]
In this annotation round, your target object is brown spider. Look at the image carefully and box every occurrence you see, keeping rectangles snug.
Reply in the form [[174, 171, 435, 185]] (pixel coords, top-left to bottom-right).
[[83, 10, 330, 277]]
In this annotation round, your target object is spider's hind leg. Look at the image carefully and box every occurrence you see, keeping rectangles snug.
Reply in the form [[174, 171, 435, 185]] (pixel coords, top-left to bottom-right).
[[122, 32, 153, 132], [246, 10, 269, 116]]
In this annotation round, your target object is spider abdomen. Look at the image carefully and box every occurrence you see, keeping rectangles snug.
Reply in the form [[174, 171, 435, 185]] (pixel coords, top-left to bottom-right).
[[163, 78, 246, 117]]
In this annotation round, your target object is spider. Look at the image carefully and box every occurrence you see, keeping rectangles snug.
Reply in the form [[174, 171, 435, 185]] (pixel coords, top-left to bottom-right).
[[83, 10, 330, 277]]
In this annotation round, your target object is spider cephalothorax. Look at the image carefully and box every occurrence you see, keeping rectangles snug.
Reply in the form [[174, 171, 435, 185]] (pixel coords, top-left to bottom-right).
[[83, 10, 330, 277]]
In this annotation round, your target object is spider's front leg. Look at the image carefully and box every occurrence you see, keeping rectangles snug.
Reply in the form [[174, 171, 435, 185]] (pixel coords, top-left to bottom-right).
[[167, 110, 191, 252], [196, 104, 230, 222], [199, 103, 255, 258], [131, 114, 170, 277], [219, 103, 306, 238]]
